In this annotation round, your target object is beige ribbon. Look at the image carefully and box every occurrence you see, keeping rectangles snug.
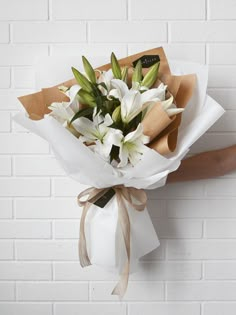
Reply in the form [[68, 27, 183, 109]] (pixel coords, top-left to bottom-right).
[[77, 186, 147, 297]]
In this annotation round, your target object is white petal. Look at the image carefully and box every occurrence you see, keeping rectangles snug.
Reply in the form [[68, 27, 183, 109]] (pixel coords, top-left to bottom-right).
[[72, 117, 98, 141], [161, 95, 174, 111], [121, 90, 142, 123], [166, 108, 184, 116], [111, 79, 129, 98], [118, 145, 129, 168]]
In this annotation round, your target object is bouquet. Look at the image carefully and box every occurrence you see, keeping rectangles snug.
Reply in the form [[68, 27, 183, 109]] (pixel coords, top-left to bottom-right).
[[14, 47, 224, 297]]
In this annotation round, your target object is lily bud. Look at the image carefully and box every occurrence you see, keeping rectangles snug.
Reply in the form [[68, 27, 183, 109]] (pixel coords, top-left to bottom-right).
[[132, 60, 142, 83], [78, 89, 96, 107], [72, 67, 94, 93], [112, 105, 121, 122], [141, 61, 160, 88], [111, 52, 122, 79], [82, 56, 97, 84], [121, 66, 128, 82]]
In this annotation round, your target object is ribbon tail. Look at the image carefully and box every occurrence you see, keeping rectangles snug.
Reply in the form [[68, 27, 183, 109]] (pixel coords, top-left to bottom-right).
[[78, 201, 92, 268], [111, 189, 131, 298]]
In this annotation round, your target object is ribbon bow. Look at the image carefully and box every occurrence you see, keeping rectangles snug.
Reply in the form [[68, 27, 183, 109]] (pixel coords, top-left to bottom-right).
[[77, 186, 147, 297]]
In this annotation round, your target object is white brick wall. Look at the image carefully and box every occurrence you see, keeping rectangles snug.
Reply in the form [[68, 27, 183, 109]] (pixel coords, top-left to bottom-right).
[[0, 0, 236, 314]]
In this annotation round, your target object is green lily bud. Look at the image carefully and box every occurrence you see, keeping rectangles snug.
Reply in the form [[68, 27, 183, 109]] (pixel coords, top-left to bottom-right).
[[82, 56, 96, 84], [111, 52, 122, 79], [121, 66, 128, 82], [132, 60, 142, 83], [141, 61, 160, 88], [72, 67, 94, 93], [78, 89, 96, 107], [112, 105, 121, 122]]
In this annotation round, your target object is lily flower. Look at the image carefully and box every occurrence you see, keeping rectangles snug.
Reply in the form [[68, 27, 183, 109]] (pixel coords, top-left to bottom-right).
[[96, 69, 114, 96], [118, 124, 149, 168], [73, 110, 123, 161]]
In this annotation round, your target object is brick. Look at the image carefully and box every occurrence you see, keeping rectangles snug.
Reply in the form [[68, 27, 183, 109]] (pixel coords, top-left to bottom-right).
[[14, 156, 64, 176], [16, 282, 88, 301], [147, 180, 205, 199], [0, 23, 9, 43], [146, 199, 167, 218], [129, 303, 201, 315], [208, 44, 236, 65], [54, 303, 126, 315], [0, 199, 12, 218], [209, 66, 236, 88], [89, 22, 167, 43], [0, 67, 10, 88], [170, 21, 236, 42], [52, 0, 126, 20], [128, 44, 206, 64], [91, 281, 164, 301], [13, 22, 86, 43], [52, 178, 88, 197], [167, 240, 236, 259], [205, 179, 236, 196], [13, 67, 35, 89], [205, 220, 236, 238], [54, 261, 201, 281], [209, 0, 236, 19], [0, 178, 50, 197], [0, 112, 11, 132], [0, 45, 48, 66], [0, 90, 33, 110], [15, 198, 81, 219], [190, 133, 236, 154], [152, 218, 203, 238], [0, 262, 52, 280], [204, 303, 236, 315], [0, 303, 52, 315], [53, 220, 80, 239], [0, 0, 48, 20], [205, 262, 236, 280], [16, 240, 79, 260], [0, 156, 11, 175], [0, 220, 51, 238], [131, 0, 205, 19], [0, 134, 49, 154], [51, 43, 127, 58], [167, 281, 236, 300], [0, 241, 13, 260], [207, 89, 236, 110], [167, 199, 236, 218], [0, 283, 15, 300]]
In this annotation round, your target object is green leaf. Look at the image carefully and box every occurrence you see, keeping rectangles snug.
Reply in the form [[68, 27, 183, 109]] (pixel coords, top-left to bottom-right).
[[111, 52, 122, 79], [71, 67, 94, 93], [82, 56, 97, 84], [69, 107, 94, 125]]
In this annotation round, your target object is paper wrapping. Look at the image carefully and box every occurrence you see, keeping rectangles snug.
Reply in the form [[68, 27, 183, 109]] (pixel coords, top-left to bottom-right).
[[13, 47, 225, 276]]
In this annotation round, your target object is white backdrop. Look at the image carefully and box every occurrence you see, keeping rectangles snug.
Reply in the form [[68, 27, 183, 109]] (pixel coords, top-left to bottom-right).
[[0, 0, 236, 314]]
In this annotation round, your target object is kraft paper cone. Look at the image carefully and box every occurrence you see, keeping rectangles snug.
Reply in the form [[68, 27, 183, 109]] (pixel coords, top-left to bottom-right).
[[17, 46, 196, 157], [18, 47, 170, 119], [149, 74, 196, 154], [142, 102, 176, 142]]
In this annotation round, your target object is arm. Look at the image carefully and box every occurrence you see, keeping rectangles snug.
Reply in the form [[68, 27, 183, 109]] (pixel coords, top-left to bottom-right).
[[167, 145, 236, 183]]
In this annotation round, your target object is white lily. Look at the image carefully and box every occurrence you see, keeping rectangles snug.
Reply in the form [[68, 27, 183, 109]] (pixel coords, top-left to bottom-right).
[[73, 110, 123, 161], [96, 69, 114, 96], [118, 124, 149, 168]]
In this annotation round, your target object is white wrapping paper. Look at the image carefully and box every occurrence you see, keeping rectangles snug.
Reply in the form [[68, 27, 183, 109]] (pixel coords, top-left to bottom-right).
[[13, 56, 225, 275]]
